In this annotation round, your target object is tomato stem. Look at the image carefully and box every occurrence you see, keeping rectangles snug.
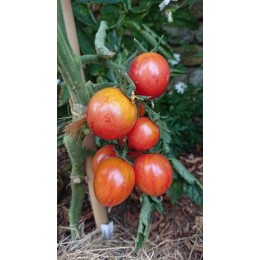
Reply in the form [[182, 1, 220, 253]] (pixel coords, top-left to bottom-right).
[[64, 134, 86, 239]]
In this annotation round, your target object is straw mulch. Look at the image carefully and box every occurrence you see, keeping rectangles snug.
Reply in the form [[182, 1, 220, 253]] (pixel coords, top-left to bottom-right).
[[58, 147, 203, 259]]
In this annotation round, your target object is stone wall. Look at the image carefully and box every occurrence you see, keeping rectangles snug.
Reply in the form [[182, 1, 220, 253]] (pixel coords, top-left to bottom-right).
[[164, 0, 203, 89]]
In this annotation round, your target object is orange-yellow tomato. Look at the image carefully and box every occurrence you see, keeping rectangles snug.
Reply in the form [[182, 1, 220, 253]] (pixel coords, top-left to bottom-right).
[[86, 88, 137, 140], [94, 157, 135, 207], [92, 145, 116, 173], [134, 153, 173, 196]]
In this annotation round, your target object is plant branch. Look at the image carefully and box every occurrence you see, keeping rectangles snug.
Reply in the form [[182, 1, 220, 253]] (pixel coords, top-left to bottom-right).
[[95, 21, 115, 58]]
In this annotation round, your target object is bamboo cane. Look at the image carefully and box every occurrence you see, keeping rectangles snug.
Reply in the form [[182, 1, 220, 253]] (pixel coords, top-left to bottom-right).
[[60, 0, 108, 233]]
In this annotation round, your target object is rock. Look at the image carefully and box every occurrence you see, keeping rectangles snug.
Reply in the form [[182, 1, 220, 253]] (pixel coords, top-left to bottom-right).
[[174, 45, 203, 67], [191, 0, 203, 19], [195, 23, 203, 43], [189, 69, 203, 86], [173, 74, 188, 85], [164, 26, 195, 45]]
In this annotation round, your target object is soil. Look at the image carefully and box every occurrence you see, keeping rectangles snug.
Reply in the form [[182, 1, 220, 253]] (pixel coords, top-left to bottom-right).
[[57, 146, 203, 259]]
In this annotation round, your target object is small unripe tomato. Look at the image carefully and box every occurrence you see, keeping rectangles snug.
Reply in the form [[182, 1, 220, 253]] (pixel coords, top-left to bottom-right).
[[127, 117, 160, 151], [129, 52, 170, 98], [86, 87, 137, 140], [92, 145, 116, 173], [134, 153, 173, 196], [94, 157, 135, 207]]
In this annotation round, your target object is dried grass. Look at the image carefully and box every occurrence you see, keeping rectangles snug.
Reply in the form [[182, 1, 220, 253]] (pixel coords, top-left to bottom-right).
[[57, 221, 203, 260]]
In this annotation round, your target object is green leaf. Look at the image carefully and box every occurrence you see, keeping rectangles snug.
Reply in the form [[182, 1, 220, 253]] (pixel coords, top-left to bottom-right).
[[76, 0, 124, 3], [136, 195, 163, 251], [149, 196, 163, 213], [172, 7, 199, 30], [187, 0, 197, 9], [167, 180, 184, 204], [130, 1, 153, 14], [100, 5, 121, 27], [57, 134, 64, 147], [72, 3, 97, 27], [76, 27, 95, 54], [158, 121, 171, 154], [170, 158, 203, 189], [58, 82, 70, 107], [183, 183, 203, 206]]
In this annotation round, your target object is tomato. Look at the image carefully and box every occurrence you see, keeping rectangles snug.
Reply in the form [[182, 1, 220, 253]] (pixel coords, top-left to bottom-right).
[[94, 157, 135, 207], [126, 150, 144, 161], [92, 145, 116, 173], [129, 52, 170, 98], [134, 153, 173, 196], [86, 87, 137, 140], [127, 117, 160, 150], [137, 102, 145, 116], [118, 136, 127, 148]]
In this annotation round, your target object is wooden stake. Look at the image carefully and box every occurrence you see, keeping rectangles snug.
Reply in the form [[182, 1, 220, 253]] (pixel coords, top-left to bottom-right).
[[61, 0, 108, 229]]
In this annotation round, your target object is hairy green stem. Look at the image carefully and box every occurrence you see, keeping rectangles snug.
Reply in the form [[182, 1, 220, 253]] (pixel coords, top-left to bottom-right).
[[80, 56, 136, 95], [57, 0, 92, 239], [95, 21, 115, 58], [133, 38, 147, 53], [64, 134, 86, 239]]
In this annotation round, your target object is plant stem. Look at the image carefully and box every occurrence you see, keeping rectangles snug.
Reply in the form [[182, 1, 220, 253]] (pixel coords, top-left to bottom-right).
[[95, 21, 115, 58], [58, 0, 88, 239], [64, 134, 86, 239]]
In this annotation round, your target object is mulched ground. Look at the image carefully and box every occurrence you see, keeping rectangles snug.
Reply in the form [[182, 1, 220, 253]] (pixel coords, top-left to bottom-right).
[[57, 146, 203, 259]]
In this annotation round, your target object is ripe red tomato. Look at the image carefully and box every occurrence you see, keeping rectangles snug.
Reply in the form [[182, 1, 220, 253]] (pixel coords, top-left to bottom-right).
[[94, 157, 135, 207], [86, 87, 137, 140], [127, 117, 160, 150], [126, 150, 144, 161], [137, 102, 145, 117], [129, 52, 170, 98], [134, 153, 173, 196], [92, 145, 116, 173]]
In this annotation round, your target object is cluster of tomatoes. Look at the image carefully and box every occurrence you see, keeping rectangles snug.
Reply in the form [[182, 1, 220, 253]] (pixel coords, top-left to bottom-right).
[[86, 52, 173, 207]]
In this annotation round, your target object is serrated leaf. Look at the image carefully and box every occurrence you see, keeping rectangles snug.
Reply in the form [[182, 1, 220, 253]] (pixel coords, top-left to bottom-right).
[[170, 158, 203, 189], [72, 3, 97, 27], [100, 5, 121, 27], [167, 180, 184, 204], [183, 183, 203, 206], [149, 196, 163, 213], [136, 195, 163, 251], [77, 27, 95, 54]]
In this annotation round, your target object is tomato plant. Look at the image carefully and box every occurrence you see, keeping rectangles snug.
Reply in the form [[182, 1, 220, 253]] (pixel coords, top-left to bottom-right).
[[128, 117, 160, 151], [94, 157, 135, 207], [92, 145, 116, 173], [86, 87, 137, 140], [58, 0, 203, 250], [129, 52, 170, 98], [134, 153, 173, 196]]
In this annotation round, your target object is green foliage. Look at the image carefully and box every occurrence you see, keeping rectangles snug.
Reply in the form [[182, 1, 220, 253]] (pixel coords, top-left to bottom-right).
[[167, 158, 203, 206], [170, 158, 202, 189], [155, 84, 203, 157], [58, 0, 202, 249], [71, 0, 202, 156], [136, 195, 163, 251]]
